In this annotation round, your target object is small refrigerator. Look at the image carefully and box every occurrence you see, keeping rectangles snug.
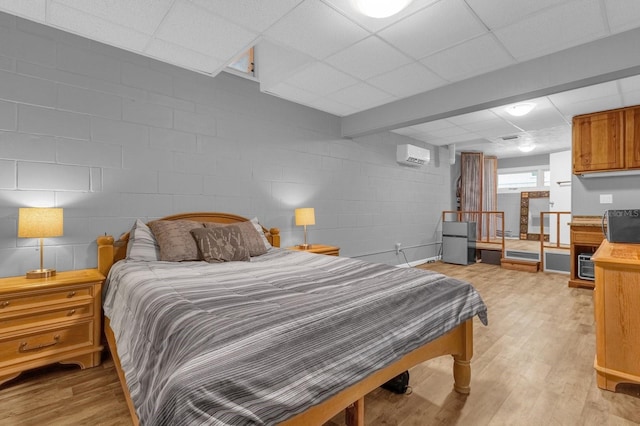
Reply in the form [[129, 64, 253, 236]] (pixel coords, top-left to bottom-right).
[[442, 221, 476, 265]]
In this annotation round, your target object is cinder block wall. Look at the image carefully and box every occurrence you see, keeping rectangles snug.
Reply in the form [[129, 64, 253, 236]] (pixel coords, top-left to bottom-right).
[[0, 12, 451, 276]]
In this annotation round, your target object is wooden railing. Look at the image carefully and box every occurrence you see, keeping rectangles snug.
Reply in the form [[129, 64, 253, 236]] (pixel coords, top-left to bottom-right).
[[539, 211, 571, 271]]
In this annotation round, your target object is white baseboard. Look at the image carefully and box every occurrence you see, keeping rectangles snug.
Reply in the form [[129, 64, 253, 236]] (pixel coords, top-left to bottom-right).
[[396, 255, 441, 268]]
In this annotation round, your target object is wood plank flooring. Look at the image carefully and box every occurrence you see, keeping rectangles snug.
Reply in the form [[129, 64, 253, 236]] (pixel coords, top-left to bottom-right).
[[1, 262, 638, 425]]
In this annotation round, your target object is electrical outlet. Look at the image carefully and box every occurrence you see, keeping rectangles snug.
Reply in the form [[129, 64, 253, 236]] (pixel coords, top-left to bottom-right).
[[395, 243, 401, 255]]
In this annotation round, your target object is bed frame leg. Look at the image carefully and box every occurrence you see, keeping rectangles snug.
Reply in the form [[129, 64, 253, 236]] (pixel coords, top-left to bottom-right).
[[453, 357, 471, 394], [452, 319, 473, 394], [345, 397, 364, 426]]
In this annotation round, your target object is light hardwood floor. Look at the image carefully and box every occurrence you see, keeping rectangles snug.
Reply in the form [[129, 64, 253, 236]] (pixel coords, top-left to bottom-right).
[[0, 262, 638, 425]]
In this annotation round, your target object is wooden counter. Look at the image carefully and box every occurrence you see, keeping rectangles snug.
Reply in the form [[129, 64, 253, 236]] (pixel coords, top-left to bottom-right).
[[569, 216, 606, 289], [592, 240, 640, 392]]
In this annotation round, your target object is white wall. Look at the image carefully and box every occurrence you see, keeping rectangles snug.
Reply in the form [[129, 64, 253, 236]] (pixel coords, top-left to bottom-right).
[[0, 13, 451, 277]]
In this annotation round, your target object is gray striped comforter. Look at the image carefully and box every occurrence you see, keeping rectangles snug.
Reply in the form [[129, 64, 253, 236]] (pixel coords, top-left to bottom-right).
[[103, 249, 487, 425]]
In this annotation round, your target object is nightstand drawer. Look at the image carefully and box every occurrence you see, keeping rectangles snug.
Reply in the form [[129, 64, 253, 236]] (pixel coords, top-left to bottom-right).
[[0, 286, 93, 314], [0, 321, 94, 367], [0, 302, 93, 332]]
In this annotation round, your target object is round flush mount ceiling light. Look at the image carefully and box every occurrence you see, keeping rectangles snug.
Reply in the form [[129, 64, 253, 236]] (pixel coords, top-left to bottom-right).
[[518, 143, 535, 153], [505, 102, 536, 117], [352, 0, 413, 18]]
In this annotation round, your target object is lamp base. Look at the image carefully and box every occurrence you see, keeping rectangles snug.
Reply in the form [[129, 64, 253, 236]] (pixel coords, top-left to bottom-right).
[[26, 268, 56, 279], [297, 244, 313, 250]]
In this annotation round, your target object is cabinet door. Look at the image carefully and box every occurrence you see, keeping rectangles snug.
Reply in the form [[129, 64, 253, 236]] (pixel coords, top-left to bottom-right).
[[572, 111, 624, 173], [625, 106, 640, 168]]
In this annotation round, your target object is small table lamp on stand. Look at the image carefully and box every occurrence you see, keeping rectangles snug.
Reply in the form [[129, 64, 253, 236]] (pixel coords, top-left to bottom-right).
[[295, 207, 315, 249], [18, 207, 63, 279]]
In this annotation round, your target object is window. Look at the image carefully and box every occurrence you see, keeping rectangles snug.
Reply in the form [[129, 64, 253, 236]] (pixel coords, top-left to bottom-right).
[[497, 166, 550, 192], [498, 170, 538, 189]]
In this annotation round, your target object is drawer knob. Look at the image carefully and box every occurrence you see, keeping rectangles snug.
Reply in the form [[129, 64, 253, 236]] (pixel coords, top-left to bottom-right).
[[67, 291, 76, 298], [67, 309, 76, 316], [0, 301, 9, 308], [19, 335, 61, 352]]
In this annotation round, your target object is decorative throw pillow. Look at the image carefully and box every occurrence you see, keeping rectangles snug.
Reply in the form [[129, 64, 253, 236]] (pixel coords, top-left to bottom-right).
[[148, 220, 204, 262], [190, 226, 250, 263], [204, 220, 268, 257], [127, 219, 160, 261]]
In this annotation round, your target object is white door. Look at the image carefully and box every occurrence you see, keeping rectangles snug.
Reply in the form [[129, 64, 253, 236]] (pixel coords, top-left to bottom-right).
[[549, 150, 572, 245]]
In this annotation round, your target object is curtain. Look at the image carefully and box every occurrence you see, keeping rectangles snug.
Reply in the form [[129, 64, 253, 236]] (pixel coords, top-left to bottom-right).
[[460, 152, 483, 237], [483, 156, 497, 239]]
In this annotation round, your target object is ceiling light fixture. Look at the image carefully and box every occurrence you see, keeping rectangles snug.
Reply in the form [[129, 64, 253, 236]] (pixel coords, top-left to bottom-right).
[[518, 143, 535, 153], [352, 0, 413, 18], [505, 102, 536, 117]]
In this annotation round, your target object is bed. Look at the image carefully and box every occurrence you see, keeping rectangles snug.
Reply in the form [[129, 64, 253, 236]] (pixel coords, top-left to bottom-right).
[[97, 212, 487, 426]]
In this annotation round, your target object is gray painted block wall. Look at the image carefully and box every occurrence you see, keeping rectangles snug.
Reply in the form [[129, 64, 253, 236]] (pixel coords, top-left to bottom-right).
[[0, 13, 450, 277]]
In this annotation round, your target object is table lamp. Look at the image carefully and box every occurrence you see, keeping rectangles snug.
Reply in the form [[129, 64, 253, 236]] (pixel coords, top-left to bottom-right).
[[18, 207, 63, 279], [295, 207, 315, 249]]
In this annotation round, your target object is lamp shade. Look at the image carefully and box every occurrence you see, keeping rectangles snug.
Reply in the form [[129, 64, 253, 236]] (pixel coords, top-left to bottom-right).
[[295, 208, 315, 226], [18, 208, 64, 238]]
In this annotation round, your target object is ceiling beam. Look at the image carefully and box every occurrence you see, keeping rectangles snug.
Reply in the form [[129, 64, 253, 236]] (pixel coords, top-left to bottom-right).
[[341, 27, 640, 138]]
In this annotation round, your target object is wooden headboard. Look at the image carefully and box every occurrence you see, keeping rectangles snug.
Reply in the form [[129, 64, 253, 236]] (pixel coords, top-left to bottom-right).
[[97, 212, 280, 277]]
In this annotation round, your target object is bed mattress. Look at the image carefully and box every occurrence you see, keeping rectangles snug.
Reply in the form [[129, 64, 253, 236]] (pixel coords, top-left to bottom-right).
[[103, 248, 487, 425]]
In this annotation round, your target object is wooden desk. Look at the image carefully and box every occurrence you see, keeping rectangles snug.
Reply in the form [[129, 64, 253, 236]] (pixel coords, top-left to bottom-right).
[[569, 216, 605, 289], [592, 240, 640, 391]]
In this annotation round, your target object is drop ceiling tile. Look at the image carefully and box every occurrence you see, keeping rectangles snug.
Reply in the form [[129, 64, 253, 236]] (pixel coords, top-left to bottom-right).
[[264, 0, 369, 60], [145, 38, 226, 74], [285, 62, 358, 96], [463, 119, 523, 139], [420, 34, 515, 82], [409, 119, 456, 133], [189, 0, 303, 32], [367, 62, 447, 98], [551, 95, 624, 117], [264, 82, 320, 105], [465, 0, 568, 30], [622, 89, 640, 106], [51, 0, 173, 35], [428, 125, 476, 139], [325, 36, 412, 80], [0, 0, 46, 21], [493, 0, 607, 61], [502, 109, 569, 132], [447, 109, 500, 126], [391, 127, 421, 137], [306, 97, 357, 116], [605, 0, 640, 34], [325, 82, 395, 111], [548, 81, 620, 112], [619, 74, 640, 92], [155, 0, 258, 61], [47, 2, 151, 51], [378, 0, 487, 60]]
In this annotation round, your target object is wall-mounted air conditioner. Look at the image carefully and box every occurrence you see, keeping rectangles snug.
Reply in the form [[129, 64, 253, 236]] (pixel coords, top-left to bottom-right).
[[396, 144, 430, 166]]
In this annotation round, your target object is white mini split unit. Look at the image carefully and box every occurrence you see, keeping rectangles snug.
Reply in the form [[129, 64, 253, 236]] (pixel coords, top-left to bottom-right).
[[396, 144, 430, 166]]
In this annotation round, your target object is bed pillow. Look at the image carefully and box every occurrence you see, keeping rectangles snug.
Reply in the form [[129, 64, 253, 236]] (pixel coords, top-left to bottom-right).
[[250, 217, 272, 250], [204, 220, 268, 256], [190, 226, 250, 263], [148, 220, 204, 262], [127, 219, 161, 261]]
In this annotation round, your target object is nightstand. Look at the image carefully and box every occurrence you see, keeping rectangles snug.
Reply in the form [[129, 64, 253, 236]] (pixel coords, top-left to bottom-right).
[[0, 269, 105, 386], [286, 244, 340, 256]]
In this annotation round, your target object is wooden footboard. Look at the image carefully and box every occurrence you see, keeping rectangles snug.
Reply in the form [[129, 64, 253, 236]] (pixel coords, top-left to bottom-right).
[[104, 317, 473, 426]]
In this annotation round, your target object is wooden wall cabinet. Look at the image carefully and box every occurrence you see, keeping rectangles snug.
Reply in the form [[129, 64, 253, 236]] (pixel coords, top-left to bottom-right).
[[572, 105, 640, 174], [591, 240, 640, 392]]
